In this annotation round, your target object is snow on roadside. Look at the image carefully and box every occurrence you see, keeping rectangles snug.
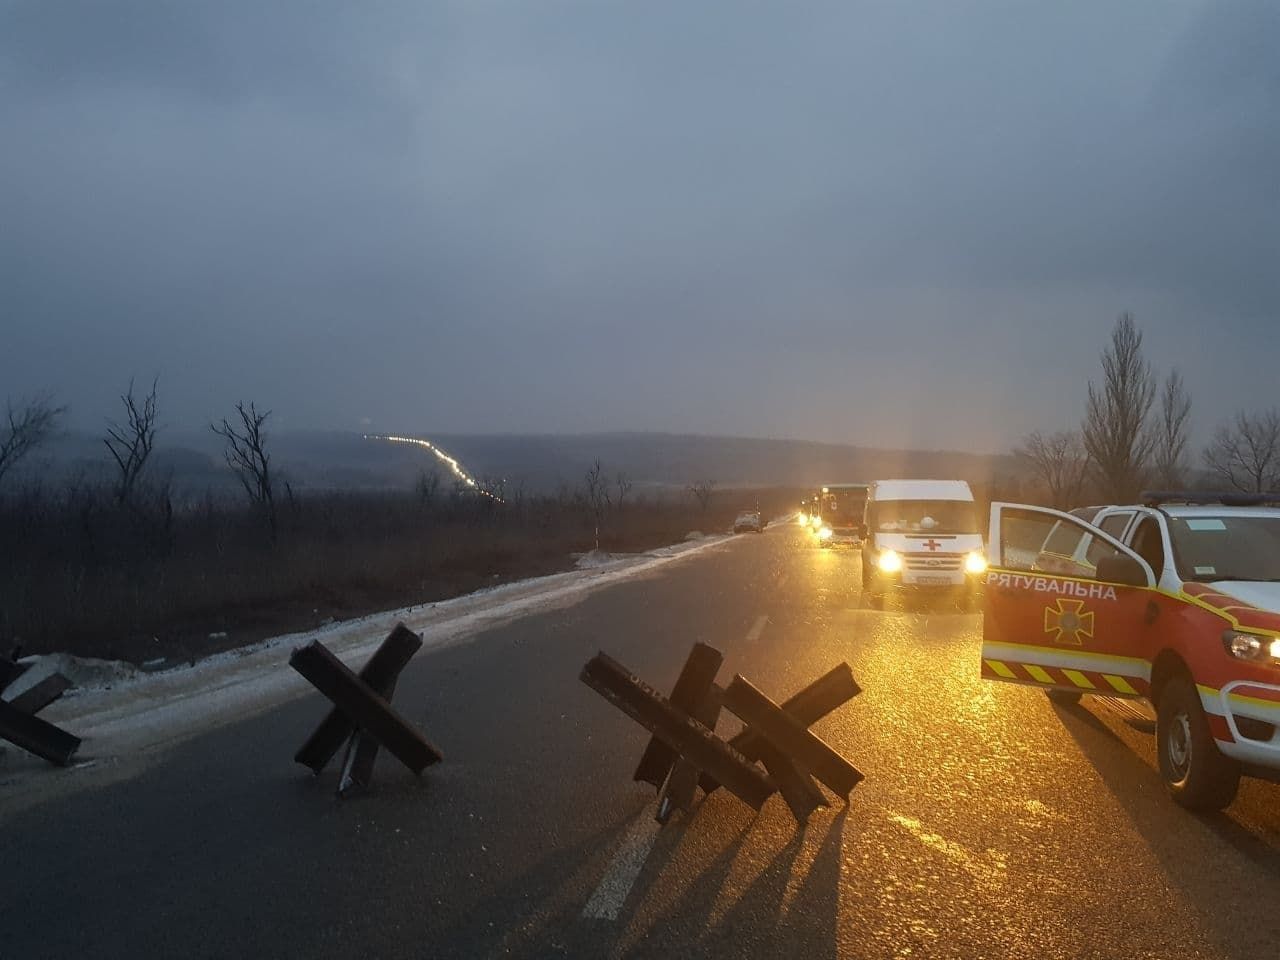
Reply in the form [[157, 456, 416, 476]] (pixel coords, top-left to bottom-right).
[[12, 533, 735, 774]]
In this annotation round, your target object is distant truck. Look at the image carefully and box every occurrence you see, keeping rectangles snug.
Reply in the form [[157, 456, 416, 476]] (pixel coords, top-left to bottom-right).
[[861, 479, 987, 603], [815, 483, 870, 548]]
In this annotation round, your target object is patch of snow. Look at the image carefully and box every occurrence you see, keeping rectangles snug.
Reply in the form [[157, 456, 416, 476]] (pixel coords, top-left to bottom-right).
[[683, 531, 704, 541], [4, 653, 140, 700], [572, 549, 634, 569]]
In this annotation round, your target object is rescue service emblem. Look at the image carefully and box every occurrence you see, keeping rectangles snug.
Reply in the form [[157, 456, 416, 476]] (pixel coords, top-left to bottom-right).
[[1044, 598, 1094, 646]]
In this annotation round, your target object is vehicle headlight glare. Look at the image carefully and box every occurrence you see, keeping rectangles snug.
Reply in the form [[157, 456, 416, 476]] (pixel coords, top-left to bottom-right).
[[1224, 630, 1267, 661], [1271, 638, 1280, 661], [878, 549, 902, 573], [964, 551, 988, 575], [818, 527, 833, 540]]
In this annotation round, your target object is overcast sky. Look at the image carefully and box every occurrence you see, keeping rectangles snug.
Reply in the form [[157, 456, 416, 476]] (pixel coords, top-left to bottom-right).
[[3, 1, 1277, 453]]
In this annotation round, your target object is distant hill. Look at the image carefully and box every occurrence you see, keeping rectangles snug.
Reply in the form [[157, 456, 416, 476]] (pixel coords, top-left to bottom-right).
[[12, 430, 1022, 497], [432, 432, 1019, 493]]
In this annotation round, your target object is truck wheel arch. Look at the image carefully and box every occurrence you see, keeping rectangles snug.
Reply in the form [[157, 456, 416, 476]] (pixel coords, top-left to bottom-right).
[[1149, 648, 1192, 708]]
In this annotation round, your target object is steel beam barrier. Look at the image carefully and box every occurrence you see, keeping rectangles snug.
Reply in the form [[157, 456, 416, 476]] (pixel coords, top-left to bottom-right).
[[0, 697, 81, 766], [290, 640, 442, 775], [294, 624, 423, 773], [701, 663, 859, 795], [634, 642, 723, 789], [580, 653, 774, 811], [722, 675, 863, 799]]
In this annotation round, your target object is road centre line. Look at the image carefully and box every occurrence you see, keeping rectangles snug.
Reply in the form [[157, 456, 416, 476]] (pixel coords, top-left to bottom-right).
[[582, 813, 663, 920]]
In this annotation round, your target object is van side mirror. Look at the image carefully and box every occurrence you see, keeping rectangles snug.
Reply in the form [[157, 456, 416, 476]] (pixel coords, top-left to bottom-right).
[[1095, 553, 1148, 588]]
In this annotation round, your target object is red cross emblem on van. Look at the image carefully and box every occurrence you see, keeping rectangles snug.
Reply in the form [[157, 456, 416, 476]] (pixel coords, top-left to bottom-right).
[[923, 539, 942, 551]]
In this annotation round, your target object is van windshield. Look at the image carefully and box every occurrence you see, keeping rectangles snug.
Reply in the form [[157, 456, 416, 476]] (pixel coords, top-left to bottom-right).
[[875, 499, 978, 535]]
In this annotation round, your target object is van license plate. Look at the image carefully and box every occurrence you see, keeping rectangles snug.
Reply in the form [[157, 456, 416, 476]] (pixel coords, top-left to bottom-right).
[[914, 575, 952, 585]]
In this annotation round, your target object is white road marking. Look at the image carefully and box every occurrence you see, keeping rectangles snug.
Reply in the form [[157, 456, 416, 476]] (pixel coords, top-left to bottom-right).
[[745, 614, 770, 642], [582, 813, 663, 920]]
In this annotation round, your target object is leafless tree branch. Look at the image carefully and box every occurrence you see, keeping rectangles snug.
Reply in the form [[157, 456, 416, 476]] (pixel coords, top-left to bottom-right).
[[689, 479, 715, 512], [1081, 313, 1157, 501], [1015, 429, 1090, 509], [1152, 369, 1192, 488], [0, 394, 65, 487], [1203, 409, 1280, 493], [104, 377, 158, 505], [211, 401, 276, 539]]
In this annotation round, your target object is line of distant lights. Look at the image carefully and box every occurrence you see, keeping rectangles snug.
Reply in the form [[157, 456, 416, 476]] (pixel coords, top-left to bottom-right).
[[364, 434, 503, 502]]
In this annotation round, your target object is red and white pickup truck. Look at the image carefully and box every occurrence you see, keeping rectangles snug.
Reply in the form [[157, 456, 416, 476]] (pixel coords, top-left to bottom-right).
[[981, 493, 1280, 810]]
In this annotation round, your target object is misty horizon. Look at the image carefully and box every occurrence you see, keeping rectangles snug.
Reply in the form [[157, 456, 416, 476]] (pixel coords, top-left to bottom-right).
[[5, 1, 1278, 453]]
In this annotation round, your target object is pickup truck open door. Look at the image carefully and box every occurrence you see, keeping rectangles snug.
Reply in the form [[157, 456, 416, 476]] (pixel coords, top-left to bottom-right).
[[983, 503, 1156, 700]]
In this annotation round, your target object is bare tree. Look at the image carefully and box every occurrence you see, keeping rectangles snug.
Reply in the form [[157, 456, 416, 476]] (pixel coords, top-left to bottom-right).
[[1014, 429, 1090, 509], [0, 394, 64, 487], [584, 459, 611, 549], [415, 468, 440, 506], [1152, 369, 1192, 488], [689, 479, 715, 512], [212, 401, 276, 539], [104, 377, 159, 505], [1203, 409, 1280, 493], [614, 472, 633, 509], [1082, 313, 1157, 501]]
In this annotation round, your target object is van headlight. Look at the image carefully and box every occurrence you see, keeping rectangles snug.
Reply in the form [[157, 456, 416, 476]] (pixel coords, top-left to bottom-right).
[[964, 551, 988, 575], [818, 527, 833, 540], [877, 549, 902, 573]]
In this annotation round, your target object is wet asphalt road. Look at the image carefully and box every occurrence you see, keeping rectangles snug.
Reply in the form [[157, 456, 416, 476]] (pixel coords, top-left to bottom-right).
[[4, 524, 1280, 959]]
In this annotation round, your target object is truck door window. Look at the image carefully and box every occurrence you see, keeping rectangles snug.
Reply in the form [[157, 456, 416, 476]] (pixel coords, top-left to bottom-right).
[[1097, 512, 1132, 541], [1129, 517, 1165, 579], [1001, 511, 1097, 576]]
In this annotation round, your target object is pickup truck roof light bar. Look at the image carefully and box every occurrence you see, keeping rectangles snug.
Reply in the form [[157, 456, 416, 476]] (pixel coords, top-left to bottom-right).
[[1139, 490, 1280, 508]]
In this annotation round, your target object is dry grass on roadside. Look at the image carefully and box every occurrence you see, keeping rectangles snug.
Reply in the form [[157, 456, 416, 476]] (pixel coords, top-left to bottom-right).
[[0, 483, 786, 663]]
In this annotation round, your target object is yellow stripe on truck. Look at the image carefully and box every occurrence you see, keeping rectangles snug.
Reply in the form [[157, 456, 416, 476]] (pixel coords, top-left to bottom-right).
[[1025, 664, 1054, 685], [986, 660, 1017, 679], [1062, 669, 1095, 690], [1104, 674, 1138, 695]]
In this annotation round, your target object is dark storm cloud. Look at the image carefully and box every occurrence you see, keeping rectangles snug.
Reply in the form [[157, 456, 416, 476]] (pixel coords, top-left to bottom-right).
[[2, 1, 1277, 453]]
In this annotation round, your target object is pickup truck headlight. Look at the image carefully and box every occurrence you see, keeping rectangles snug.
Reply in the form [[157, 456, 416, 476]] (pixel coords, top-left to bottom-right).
[[1222, 630, 1280, 663]]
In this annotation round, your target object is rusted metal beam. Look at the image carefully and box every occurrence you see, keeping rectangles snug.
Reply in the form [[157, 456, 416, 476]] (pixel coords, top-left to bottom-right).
[[701, 663, 859, 795], [0, 656, 29, 693], [634, 642, 723, 789], [7, 673, 73, 716], [722, 674, 863, 799], [581, 653, 774, 811], [0, 698, 81, 766], [755, 739, 828, 824], [294, 624, 423, 773], [655, 686, 723, 824], [338, 665, 405, 796], [290, 640, 442, 775]]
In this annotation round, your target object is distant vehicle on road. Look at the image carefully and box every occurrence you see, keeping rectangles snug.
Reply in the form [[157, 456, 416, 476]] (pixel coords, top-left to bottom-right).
[[982, 491, 1280, 811], [861, 479, 987, 602], [815, 483, 869, 548], [733, 510, 763, 534]]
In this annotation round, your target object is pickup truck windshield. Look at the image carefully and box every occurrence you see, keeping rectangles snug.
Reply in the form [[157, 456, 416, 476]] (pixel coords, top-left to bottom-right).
[[874, 500, 978, 535], [1168, 515, 1280, 582]]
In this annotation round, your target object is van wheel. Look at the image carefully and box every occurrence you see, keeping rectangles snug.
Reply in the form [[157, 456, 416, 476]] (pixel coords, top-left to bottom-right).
[[1046, 689, 1081, 705], [1156, 676, 1240, 811]]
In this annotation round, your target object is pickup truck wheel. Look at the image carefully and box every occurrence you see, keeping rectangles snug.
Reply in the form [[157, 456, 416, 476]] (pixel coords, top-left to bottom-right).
[[1156, 676, 1240, 811], [1046, 689, 1081, 705]]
